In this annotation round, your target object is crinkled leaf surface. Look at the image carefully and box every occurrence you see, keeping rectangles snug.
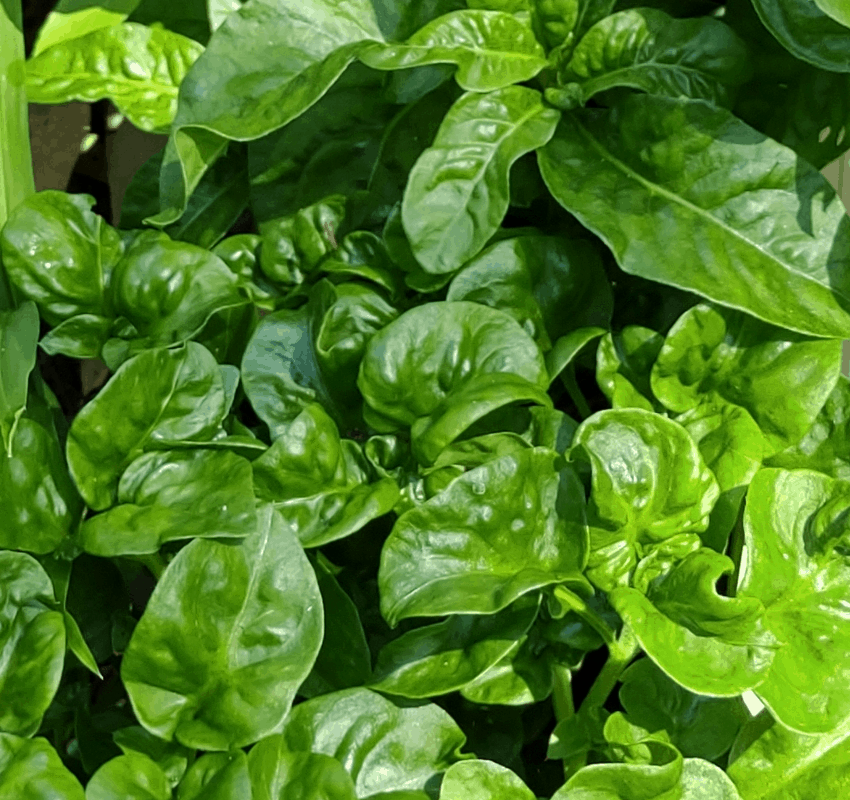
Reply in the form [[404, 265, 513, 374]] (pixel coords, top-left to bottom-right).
[[401, 88, 560, 275], [80, 449, 256, 556], [0, 191, 122, 325], [122, 505, 322, 750], [751, 0, 850, 72], [359, 10, 547, 91], [0, 553, 66, 736], [438, 759, 535, 800], [379, 447, 588, 624], [538, 94, 850, 339], [738, 468, 850, 733], [571, 409, 719, 591], [271, 687, 468, 796], [67, 343, 228, 510], [150, 0, 386, 226], [559, 8, 750, 105], [651, 304, 841, 457], [0, 734, 85, 799], [25, 22, 203, 133]]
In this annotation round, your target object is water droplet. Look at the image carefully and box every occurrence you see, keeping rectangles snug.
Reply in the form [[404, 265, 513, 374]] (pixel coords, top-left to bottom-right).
[[471, 481, 485, 496]]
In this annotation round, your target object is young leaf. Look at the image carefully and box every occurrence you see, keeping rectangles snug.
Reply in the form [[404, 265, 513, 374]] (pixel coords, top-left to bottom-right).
[[558, 9, 750, 106], [26, 23, 203, 133], [538, 94, 850, 339], [595, 327, 665, 412], [438, 759, 536, 800], [359, 10, 548, 91], [401, 88, 560, 275], [121, 505, 323, 750]]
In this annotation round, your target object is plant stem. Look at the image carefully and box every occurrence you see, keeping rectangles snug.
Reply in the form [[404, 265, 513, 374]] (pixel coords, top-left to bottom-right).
[[561, 364, 593, 420], [578, 626, 638, 714], [138, 552, 168, 580], [552, 586, 617, 648], [551, 661, 574, 723]]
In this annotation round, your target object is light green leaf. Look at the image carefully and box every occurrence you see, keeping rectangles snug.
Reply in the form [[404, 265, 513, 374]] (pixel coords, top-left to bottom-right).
[[0, 192, 122, 326], [0, 735, 85, 799], [67, 343, 229, 511], [80, 449, 256, 556], [379, 448, 588, 624], [149, 0, 385, 226], [438, 759, 535, 800], [247, 748, 357, 800], [176, 750, 251, 800], [208, 0, 244, 32], [752, 0, 850, 72], [0, 553, 66, 736], [595, 327, 664, 413], [30, 0, 141, 55], [571, 408, 719, 591], [558, 9, 750, 105], [86, 753, 171, 800], [547, 327, 607, 386], [401, 88, 560, 275], [26, 23, 203, 134], [359, 10, 547, 91], [121, 505, 323, 750], [651, 304, 841, 457], [271, 687, 468, 796], [538, 94, 850, 339], [0, 301, 38, 455], [815, 0, 850, 28], [739, 468, 850, 733]]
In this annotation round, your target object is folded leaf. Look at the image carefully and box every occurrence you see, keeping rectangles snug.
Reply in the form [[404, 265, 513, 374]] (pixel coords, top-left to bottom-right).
[[538, 94, 850, 339], [401, 88, 560, 274], [26, 23, 202, 134], [0, 301, 38, 455], [595, 327, 664, 413], [359, 10, 548, 91]]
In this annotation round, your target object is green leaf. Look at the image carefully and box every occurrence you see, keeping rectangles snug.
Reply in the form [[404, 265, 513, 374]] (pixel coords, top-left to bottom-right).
[[247, 747, 357, 800], [0, 191, 122, 326], [0, 734, 84, 799], [401, 87, 560, 274], [538, 94, 850, 339], [751, 0, 850, 73], [738, 468, 850, 733], [121, 505, 323, 750], [619, 658, 750, 762], [369, 595, 539, 698], [558, 9, 750, 105], [610, 549, 777, 698], [595, 327, 664, 413], [0, 553, 66, 736], [0, 301, 38, 455], [651, 304, 842, 457], [67, 343, 229, 511], [26, 23, 203, 134], [39, 314, 114, 360], [80, 449, 256, 556], [815, 0, 850, 28], [727, 712, 850, 800], [176, 750, 251, 800], [149, 0, 385, 226], [571, 408, 719, 591], [359, 10, 547, 91], [446, 234, 611, 351], [112, 726, 193, 788], [110, 230, 247, 345], [379, 448, 589, 624], [30, 0, 143, 57], [271, 687, 468, 795], [86, 753, 171, 800], [438, 759, 535, 800]]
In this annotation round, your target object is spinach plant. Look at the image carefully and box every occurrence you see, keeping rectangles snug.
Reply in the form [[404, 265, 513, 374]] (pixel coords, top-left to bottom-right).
[[2, 0, 850, 797]]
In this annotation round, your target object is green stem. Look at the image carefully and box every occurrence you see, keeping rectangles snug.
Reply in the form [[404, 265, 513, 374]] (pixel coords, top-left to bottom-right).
[[138, 552, 168, 580], [552, 586, 617, 648], [561, 365, 593, 420], [551, 661, 575, 723], [579, 627, 639, 714]]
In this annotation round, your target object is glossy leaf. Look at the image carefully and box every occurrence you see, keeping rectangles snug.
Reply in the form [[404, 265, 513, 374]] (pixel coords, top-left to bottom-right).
[[111, 230, 246, 345], [272, 687, 468, 796], [610, 549, 776, 697], [0, 552, 66, 736], [67, 343, 228, 510], [446, 234, 611, 350], [85, 753, 171, 800], [247, 747, 357, 800], [538, 94, 850, 339], [359, 10, 547, 91], [0, 734, 85, 799], [558, 9, 750, 105], [369, 595, 539, 698], [149, 0, 385, 226], [401, 88, 560, 275], [39, 314, 114, 360], [30, 0, 142, 56], [121, 505, 323, 750], [738, 468, 850, 733], [80, 449, 256, 556], [595, 327, 664, 413], [379, 448, 588, 624], [652, 304, 841, 457], [571, 408, 719, 591], [0, 301, 38, 455], [751, 0, 850, 72], [438, 759, 535, 800], [25, 23, 203, 133], [176, 750, 251, 800], [0, 191, 122, 325]]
